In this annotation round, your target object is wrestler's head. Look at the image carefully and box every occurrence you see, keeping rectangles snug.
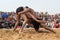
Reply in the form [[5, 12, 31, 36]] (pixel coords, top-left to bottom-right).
[[25, 6, 29, 8], [16, 7, 24, 14]]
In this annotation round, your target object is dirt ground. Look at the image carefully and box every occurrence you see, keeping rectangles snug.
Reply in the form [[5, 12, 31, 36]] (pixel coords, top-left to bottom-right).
[[0, 28, 60, 40]]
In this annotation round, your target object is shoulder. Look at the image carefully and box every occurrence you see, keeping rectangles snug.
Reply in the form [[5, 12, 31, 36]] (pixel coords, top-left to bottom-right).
[[25, 8, 31, 11], [29, 8, 34, 11]]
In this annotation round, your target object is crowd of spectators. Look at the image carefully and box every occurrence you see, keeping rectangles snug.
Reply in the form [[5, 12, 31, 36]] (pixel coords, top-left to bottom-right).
[[0, 12, 15, 29], [38, 12, 60, 28], [0, 11, 60, 29]]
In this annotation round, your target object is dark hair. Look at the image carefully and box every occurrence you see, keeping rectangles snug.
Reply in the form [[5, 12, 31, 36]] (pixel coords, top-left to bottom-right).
[[25, 6, 29, 8], [16, 7, 24, 14]]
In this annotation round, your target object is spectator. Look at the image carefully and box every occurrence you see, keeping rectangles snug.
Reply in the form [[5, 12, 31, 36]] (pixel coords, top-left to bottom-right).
[[0, 11, 2, 20], [54, 19, 59, 28], [1, 12, 8, 19]]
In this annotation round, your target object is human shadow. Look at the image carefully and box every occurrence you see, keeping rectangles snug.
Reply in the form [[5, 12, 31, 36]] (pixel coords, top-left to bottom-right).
[[37, 30, 56, 34], [37, 30, 50, 33]]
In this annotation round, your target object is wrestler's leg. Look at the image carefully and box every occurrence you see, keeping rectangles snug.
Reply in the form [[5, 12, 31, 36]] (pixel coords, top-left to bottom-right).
[[41, 23, 56, 33]]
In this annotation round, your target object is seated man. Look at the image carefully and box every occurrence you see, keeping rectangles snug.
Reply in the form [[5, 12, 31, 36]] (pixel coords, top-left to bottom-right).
[[14, 6, 55, 33]]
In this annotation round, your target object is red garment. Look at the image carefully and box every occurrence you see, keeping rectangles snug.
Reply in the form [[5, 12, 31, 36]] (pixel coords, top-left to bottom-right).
[[7, 18, 12, 21], [54, 21, 59, 28]]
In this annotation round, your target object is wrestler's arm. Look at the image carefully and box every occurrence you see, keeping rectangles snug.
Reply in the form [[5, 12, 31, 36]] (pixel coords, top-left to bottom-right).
[[14, 15, 20, 31], [18, 8, 30, 15], [28, 13, 46, 23], [18, 8, 39, 18], [18, 8, 40, 19]]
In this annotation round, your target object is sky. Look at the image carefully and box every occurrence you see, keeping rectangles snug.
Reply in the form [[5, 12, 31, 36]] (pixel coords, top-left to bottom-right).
[[0, 0, 60, 15]]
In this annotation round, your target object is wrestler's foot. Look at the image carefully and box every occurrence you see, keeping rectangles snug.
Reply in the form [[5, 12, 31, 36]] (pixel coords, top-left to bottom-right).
[[19, 31, 23, 34], [50, 30, 56, 33], [46, 28, 56, 33]]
